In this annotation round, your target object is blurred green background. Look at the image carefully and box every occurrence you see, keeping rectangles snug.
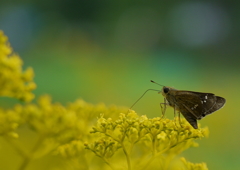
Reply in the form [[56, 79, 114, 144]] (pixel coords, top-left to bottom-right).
[[0, 0, 239, 169]]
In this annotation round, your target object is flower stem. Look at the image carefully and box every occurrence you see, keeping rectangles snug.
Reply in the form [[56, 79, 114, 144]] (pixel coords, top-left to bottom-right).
[[4, 136, 28, 158], [122, 142, 131, 170], [140, 137, 157, 170], [102, 158, 115, 170], [18, 135, 45, 170]]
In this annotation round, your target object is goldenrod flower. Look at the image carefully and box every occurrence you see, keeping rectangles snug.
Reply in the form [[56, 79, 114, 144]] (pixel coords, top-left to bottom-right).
[[0, 107, 20, 138], [0, 30, 210, 170], [84, 110, 209, 170], [181, 157, 208, 170], [0, 30, 36, 102]]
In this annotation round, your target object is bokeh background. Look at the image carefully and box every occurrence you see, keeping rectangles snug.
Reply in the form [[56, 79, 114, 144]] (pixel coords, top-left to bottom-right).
[[0, 0, 239, 169]]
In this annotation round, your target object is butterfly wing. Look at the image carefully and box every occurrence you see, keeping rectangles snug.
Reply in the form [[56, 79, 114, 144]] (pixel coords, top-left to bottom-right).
[[180, 110, 198, 129], [173, 91, 226, 129], [202, 95, 226, 115]]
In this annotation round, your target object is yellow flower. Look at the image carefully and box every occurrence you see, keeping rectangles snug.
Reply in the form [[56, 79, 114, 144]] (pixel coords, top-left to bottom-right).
[[0, 107, 20, 138], [0, 30, 36, 102], [181, 157, 208, 170], [85, 111, 209, 170], [0, 30, 211, 170]]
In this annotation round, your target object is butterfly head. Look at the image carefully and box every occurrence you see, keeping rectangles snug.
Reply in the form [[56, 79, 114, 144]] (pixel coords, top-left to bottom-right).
[[159, 86, 168, 96], [160, 86, 177, 97], [151, 80, 176, 97]]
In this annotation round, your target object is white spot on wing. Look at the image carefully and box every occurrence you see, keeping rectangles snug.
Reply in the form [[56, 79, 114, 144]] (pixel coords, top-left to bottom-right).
[[205, 95, 208, 99], [191, 104, 198, 110]]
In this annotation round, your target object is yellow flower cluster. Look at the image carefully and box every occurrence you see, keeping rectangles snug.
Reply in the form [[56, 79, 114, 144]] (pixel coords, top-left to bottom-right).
[[0, 106, 20, 138], [82, 110, 209, 170], [0, 30, 209, 170], [0, 31, 36, 102], [181, 157, 208, 170]]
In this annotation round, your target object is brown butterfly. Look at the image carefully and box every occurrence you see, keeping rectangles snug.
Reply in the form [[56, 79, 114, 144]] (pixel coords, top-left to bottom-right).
[[130, 81, 226, 129], [151, 80, 226, 129]]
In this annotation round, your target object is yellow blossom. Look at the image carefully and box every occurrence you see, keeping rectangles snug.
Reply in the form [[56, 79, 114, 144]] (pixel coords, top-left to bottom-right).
[[0, 30, 36, 102], [181, 157, 208, 170], [85, 111, 209, 170], [0, 30, 211, 170], [0, 107, 20, 138]]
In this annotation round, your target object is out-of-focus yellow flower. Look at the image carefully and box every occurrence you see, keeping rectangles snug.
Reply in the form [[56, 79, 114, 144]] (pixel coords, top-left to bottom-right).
[[0, 107, 20, 138], [83, 110, 209, 170], [0, 31, 211, 170], [0, 30, 36, 102], [181, 157, 208, 170]]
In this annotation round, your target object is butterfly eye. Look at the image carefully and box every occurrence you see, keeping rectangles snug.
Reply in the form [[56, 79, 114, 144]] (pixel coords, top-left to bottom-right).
[[163, 87, 169, 93]]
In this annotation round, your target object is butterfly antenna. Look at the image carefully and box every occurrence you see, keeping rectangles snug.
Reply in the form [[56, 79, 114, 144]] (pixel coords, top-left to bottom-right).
[[129, 89, 160, 110], [150, 80, 165, 87]]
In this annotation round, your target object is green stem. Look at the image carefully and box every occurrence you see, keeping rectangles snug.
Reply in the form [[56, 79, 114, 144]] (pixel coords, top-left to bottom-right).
[[141, 138, 195, 170], [162, 154, 175, 170], [18, 135, 45, 170], [152, 138, 156, 156], [4, 136, 29, 158], [120, 131, 131, 170], [140, 154, 155, 170], [122, 142, 131, 170], [102, 157, 115, 170], [140, 136, 157, 170]]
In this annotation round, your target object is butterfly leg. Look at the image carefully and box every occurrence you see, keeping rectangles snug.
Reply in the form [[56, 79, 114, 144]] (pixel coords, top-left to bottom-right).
[[173, 104, 177, 128], [173, 104, 178, 128], [178, 111, 183, 128], [172, 105, 183, 129], [160, 98, 168, 119]]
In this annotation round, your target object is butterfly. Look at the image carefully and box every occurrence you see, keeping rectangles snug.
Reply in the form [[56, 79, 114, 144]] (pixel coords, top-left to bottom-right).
[[130, 80, 226, 129], [156, 81, 226, 129]]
